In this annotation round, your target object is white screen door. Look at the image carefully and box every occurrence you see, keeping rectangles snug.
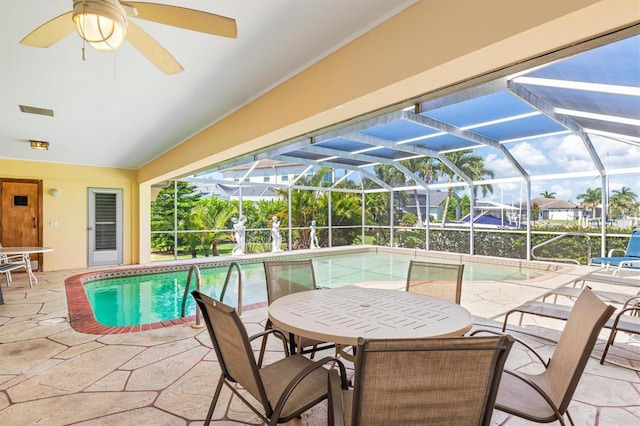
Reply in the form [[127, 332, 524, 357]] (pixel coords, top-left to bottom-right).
[[88, 188, 123, 266]]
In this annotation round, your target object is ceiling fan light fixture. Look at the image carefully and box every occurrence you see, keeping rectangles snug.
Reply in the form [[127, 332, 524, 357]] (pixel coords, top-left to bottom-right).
[[73, 0, 127, 51]]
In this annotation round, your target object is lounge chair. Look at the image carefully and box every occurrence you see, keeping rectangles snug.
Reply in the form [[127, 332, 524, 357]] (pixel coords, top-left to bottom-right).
[[328, 335, 514, 426], [258, 259, 334, 366], [590, 229, 640, 269], [600, 294, 640, 364], [405, 259, 464, 304], [474, 287, 615, 425], [192, 290, 343, 425]]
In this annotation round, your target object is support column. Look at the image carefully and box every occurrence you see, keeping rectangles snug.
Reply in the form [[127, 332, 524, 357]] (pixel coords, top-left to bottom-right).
[[361, 190, 365, 245], [425, 189, 430, 250], [469, 186, 475, 255], [173, 180, 178, 260], [328, 190, 332, 247], [390, 191, 394, 246], [526, 180, 532, 260], [288, 188, 292, 251]]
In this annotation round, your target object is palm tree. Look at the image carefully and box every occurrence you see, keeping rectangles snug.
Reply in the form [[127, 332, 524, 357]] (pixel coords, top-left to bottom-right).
[[576, 188, 602, 219], [283, 168, 331, 227], [401, 157, 439, 227], [151, 181, 201, 253], [374, 164, 407, 227], [192, 197, 237, 256], [439, 150, 494, 226], [540, 191, 556, 199], [610, 186, 638, 218], [374, 158, 440, 227]]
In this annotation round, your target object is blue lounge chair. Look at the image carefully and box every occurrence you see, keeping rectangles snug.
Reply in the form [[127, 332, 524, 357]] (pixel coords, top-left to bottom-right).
[[590, 229, 640, 268]]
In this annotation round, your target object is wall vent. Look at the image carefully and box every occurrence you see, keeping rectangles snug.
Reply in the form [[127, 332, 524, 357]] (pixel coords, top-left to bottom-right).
[[19, 105, 54, 117]]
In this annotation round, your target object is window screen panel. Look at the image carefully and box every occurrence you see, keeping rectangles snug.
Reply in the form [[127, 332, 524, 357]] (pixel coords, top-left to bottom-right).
[[95, 193, 117, 250]]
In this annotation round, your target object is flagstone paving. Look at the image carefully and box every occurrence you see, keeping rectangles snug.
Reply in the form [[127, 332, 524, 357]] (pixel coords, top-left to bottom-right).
[[0, 264, 638, 425]]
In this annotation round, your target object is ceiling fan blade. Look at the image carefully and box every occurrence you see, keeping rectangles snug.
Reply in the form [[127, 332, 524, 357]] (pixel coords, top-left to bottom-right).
[[20, 11, 75, 48], [124, 2, 237, 38], [126, 20, 183, 75]]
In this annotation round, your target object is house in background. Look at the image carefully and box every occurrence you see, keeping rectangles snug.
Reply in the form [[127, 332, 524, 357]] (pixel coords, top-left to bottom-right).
[[195, 183, 278, 202], [219, 160, 329, 186], [404, 190, 458, 222], [462, 200, 522, 228], [517, 198, 584, 221]]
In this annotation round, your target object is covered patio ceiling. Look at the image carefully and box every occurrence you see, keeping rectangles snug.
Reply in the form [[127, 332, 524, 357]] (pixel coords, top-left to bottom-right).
[[190, 30, 639, 203]]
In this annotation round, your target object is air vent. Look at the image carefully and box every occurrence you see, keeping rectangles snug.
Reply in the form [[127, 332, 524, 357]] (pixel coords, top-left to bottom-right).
[[19, 105, 54, 117]]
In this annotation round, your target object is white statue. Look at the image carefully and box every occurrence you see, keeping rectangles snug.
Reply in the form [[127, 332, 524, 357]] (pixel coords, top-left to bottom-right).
[[271, 216, 282, 252], [310, 220, 319, 249], [231, 215, 246, 255]]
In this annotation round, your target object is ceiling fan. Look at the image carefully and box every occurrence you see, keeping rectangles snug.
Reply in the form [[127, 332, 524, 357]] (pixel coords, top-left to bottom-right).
[[20, 0, 237, 75]]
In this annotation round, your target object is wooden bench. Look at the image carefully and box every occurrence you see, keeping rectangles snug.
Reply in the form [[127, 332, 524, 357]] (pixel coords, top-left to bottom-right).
[[502, 295, 640, 365]]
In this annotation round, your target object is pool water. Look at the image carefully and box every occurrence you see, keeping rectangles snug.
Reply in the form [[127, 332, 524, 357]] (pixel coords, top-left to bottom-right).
[[84, 252, 545, 327]]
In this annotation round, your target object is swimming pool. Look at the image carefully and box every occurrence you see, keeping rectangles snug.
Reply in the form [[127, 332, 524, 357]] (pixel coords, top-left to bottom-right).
[[80, 249, 552, 328]]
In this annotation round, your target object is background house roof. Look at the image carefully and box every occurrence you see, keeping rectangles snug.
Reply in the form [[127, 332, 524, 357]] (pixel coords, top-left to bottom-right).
[[529, 198, 580, 209]]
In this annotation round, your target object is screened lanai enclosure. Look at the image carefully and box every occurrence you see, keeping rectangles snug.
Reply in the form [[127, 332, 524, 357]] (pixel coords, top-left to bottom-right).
[[151, 29, 640, 265]]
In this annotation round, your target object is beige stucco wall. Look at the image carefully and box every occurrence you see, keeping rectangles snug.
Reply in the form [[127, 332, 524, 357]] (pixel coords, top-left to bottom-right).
[[0, 159, 139, 270]]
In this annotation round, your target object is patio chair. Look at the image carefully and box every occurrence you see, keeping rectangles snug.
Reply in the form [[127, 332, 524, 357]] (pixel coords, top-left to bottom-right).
[[405, 259, 464, 304], [192, 290, 343, 426], [328, 334, 514, 426], [0, 244, 26, 287], [473, 287, 615, 425], [589, 229, 640, 269], [258, 259, 335, 366]]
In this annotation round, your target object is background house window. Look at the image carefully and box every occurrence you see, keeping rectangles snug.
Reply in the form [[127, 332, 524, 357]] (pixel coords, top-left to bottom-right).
[[263, 172, 270, 183], [281, 171, 288, 182]]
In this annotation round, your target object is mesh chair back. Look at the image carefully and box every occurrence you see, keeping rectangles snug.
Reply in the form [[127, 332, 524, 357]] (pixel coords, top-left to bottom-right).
[[264, 259, 317, 304], [350, 335, 513, 426], [405, 260, 464, 304], [192, 290, 270, 410], [626, 229, 640, 257], [544, 287, 616, 414]]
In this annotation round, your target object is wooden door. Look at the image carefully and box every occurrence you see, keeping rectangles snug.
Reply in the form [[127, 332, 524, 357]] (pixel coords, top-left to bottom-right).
[[0, 179, 43, 269]]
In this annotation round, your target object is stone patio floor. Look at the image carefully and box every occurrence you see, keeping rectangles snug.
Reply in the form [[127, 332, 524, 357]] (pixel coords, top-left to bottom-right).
[[0, 264, 638, 425]]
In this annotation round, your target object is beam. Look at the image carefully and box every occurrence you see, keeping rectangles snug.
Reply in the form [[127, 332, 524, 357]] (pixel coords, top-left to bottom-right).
[[508, 81, 606, 175], [403, 110, 530, 180], [270, 154, 391, 190]]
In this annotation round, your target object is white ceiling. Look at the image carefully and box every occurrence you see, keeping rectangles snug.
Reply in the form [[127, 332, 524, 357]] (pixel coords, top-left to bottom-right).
[[0, 0, 416, 169]]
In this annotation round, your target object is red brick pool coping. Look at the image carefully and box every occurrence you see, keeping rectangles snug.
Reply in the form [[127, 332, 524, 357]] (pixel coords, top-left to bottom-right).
[[64, 268, 267, 334]]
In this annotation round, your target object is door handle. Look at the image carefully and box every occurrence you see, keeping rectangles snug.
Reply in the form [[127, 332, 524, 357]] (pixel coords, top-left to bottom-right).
[[87, 227, 94, 231], [33, 217, 37, 229]]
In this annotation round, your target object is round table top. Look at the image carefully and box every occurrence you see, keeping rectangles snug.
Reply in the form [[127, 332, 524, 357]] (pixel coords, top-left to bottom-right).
[[268, 286, 473, 346], [0, 247, 53, 255]]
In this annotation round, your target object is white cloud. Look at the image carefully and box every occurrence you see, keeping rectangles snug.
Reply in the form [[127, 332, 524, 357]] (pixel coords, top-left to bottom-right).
[[484, 153, 519, 176], [509, 142, 548, 167]]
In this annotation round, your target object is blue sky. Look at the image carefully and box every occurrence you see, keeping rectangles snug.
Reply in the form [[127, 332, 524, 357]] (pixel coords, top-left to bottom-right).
[[479, 133, 640, 204]]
